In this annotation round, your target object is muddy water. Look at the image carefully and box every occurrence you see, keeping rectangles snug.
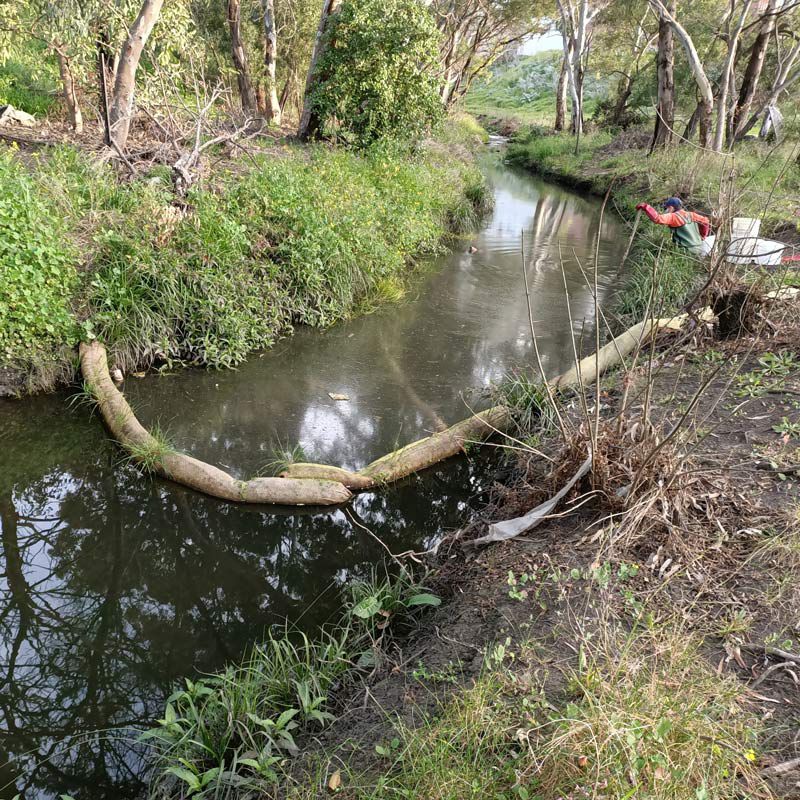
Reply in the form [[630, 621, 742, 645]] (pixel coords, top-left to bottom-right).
[[0, 156, 627, 799]]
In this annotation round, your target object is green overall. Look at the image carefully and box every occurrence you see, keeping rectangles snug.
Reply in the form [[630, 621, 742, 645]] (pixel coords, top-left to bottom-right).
[[671, 210, 703, 250]]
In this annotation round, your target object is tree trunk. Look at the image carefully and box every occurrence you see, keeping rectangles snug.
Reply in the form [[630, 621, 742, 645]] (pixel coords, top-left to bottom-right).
[[682, 101, 701, 141], [698, 97, 713, 148], [738, 38, 800, 138], [108, 0, 165, 151], [555, 51, 568, 131], [262, 0, 281, 124], [96, 25, 114, 145], [55, 49, 83, 134], [298, 0, 342, 140], [556, 1, 584, 138], [733, 0, 780, 139], [648, 0, 714, 149], [227, 0, 258, 112], [713, 0, 752, 151], [650, 0, 675, 151]]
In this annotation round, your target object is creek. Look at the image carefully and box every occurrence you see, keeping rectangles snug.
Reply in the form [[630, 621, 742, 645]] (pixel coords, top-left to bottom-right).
[[0, 154, 627, 799]]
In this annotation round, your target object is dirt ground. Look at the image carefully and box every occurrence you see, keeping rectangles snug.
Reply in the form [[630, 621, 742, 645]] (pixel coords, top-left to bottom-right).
[[289, 290, 800, 799]]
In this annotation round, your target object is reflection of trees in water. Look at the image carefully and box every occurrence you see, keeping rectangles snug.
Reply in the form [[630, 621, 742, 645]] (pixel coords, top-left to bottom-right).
[[0, 449, 485, 799]]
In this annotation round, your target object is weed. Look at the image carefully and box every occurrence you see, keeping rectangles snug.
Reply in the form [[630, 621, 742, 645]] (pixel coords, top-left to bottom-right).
[[123, 424, 175, 473], [773, 417, 800, 438], [735, 371, 769, 398], [411, 660, 459, 684], [716, 609, 754, 638], [758, 351, 797, 377]]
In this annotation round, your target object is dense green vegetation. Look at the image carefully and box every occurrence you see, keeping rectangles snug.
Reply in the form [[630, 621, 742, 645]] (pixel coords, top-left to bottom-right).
[[144, 570, 441, 798], [0, 122, 487, 388], [465, 51, 607, 125], [309, 0, 444, 145]]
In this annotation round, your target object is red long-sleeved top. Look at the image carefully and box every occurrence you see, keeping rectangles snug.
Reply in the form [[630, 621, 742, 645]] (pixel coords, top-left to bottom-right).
[[639, 204, 711, 239]]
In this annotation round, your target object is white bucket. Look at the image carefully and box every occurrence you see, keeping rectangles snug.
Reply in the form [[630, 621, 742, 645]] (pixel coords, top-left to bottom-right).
[[730, 218, 761, 258]]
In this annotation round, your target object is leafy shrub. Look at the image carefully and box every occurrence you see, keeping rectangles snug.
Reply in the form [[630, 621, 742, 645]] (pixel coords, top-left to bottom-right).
[[143, 571, 441, 798], [0, 59, 57, 117], [309, 0, 444, 145], [0, 151, 78, 368]]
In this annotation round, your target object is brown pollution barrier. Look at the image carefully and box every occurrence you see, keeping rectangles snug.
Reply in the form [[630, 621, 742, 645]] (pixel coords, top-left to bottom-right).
[[81, 310, 713, 506], [79, 341, 352, 506], [284, 310, 715, 491]]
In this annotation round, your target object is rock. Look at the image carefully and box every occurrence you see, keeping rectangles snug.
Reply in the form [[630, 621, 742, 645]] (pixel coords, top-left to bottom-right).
[[0, 105, 36, 128], [110, 367, 124, 384]]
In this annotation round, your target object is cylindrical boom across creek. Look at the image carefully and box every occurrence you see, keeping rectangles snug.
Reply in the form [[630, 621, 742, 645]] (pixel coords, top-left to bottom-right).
[[79, 309, 711, 506]]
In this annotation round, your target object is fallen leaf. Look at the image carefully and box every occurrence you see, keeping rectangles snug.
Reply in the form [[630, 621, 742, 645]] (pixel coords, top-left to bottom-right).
[[577, 755, 589, 768], [328, 393, 350, 401], [328, 769, 341, 792], [132, 372, 147, 378]]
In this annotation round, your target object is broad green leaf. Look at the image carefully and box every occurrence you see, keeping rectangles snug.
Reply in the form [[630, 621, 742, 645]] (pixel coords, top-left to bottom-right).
[[352, 595, 382, 618], [406, 593, 441, 607]]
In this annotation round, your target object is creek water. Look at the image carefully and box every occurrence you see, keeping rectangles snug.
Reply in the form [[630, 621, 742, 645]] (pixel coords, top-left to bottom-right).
[[0, 154, 628, 799]]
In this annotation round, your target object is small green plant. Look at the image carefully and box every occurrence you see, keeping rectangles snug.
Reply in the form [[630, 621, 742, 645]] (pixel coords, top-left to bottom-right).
[[412, 660, 459, 684], [346, 568, 441, 638], [773, 417, 800, 438], [716, 609, 753, 638], [735, 371, 768, 398], [507, 570, 532, 601], [758, 351, 797, 377]]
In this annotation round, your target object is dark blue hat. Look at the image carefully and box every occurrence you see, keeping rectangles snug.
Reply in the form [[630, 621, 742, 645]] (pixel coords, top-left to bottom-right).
[[664, 197, 683, 210]]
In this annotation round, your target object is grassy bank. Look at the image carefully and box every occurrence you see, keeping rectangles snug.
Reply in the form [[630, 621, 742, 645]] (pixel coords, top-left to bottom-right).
[[505, 127, 800, 236], [0, 118, 489, 395]]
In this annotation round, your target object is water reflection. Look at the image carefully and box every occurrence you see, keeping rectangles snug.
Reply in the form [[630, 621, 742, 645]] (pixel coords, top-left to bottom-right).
[[0, 158, 626, 799], [125, 159, 626, 477]]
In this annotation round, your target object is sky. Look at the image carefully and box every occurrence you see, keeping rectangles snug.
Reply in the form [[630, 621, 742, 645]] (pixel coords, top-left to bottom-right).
[[519, 29, 562, 55]]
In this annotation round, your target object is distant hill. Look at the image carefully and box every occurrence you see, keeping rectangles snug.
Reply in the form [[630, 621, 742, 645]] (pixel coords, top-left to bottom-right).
[[465, 50, 610, 124]]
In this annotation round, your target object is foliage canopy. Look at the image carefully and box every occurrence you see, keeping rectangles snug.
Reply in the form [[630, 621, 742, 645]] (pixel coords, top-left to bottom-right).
[[309, 0, 444, 145]]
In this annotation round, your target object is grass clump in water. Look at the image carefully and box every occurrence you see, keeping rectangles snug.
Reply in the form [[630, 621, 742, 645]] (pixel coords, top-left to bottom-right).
[[142, 569, 441, 799], [124, 424, 176, 474]]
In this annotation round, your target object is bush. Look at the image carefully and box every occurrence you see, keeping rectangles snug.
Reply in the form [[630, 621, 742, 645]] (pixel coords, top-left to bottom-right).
[[0, 151, 79, 369], [309, 0, 444, 145]]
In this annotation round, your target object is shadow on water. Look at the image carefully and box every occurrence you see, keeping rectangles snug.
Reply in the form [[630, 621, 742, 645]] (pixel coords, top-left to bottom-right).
[[0, 155, 627, 799]]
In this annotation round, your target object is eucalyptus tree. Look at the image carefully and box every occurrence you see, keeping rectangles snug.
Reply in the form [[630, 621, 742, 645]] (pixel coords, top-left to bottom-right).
[[647, 0, 715, 147], [227, 0, 258, 111], [298, 0, 341, 139], [555, 0, 608, 136], [107, 0, 165, 150], [733, 0, 799, 140], [650, 0, 675, 149], [432, 0, 539, 106]]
